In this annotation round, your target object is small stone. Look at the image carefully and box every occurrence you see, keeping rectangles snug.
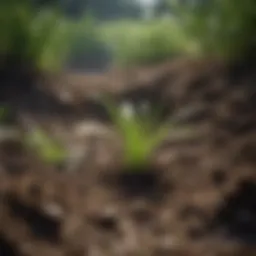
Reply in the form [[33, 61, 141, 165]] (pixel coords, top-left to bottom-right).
[[43, 202, 64, 218]]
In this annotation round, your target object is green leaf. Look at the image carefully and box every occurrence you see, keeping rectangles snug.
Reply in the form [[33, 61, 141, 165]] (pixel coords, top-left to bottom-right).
[[25, 128, 67, 165], [102, 96, 170, 170]]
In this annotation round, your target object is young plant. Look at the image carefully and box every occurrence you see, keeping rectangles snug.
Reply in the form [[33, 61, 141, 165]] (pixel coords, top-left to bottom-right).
[[24, 128, 67, 166], [103, 97, 170, 171]]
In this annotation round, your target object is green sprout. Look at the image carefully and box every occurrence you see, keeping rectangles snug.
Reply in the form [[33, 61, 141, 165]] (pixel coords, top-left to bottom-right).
[[24, 128, 67, 166], [103, 97, 170, 171]]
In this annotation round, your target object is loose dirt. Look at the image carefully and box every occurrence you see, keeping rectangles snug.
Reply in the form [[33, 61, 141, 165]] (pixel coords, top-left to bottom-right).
[[0, 57, 255, 256]]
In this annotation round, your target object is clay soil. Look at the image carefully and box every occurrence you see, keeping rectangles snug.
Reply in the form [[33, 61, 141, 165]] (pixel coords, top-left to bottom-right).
[[0, 58, 255, 256]]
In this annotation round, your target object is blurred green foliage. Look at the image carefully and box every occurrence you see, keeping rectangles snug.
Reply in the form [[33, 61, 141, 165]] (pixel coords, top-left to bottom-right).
[[1, 0, 255, 69], [0, 105, 66, 166], [100, 17, 199, 66], [169, 0, 256, 60], [99, 0, 256, 65], [0, 0, 100, 71], [24, 128, 67, 165]]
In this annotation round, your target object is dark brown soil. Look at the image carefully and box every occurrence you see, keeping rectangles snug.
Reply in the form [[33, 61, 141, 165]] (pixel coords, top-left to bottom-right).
[[0, 57, 255, 255]]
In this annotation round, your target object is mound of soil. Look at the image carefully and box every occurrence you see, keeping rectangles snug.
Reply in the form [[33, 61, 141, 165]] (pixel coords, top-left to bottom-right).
[[0, 57, 255, 256]]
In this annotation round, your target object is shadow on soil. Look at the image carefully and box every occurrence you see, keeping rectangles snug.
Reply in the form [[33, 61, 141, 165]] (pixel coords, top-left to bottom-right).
[[212, 180, 256, 244]]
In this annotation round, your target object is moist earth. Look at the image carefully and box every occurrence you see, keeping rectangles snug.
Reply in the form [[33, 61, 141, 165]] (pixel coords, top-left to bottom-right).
[[0, 58, 255, 256]]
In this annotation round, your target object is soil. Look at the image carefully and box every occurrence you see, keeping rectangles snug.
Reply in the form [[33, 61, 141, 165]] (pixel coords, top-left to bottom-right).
[[0, 57, 255, 256]]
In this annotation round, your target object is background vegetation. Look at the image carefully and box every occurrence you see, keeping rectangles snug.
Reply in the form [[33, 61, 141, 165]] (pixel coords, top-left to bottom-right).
[[1, 0, 255, 71], [101, 0, 256, 65]]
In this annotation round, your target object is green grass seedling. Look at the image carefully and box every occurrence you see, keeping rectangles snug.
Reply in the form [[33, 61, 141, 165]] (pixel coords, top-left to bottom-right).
[[103, 97, 170, 171], [25, 128, 67, 166]]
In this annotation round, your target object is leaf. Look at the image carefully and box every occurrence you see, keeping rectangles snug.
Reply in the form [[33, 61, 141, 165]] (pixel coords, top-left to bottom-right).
[[102, 96, 170, 170], [25, 128, 67, 164]]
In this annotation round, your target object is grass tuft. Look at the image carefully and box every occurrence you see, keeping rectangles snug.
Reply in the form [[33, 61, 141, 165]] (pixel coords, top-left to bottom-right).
[[24, 128, 67, 165], [103, 97, 170, 170]]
